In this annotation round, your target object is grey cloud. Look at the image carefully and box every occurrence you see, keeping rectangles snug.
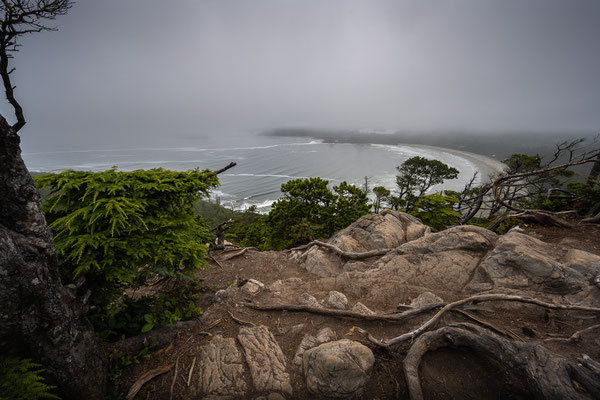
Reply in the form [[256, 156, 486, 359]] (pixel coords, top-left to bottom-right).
[[2, 0, 598, 150]]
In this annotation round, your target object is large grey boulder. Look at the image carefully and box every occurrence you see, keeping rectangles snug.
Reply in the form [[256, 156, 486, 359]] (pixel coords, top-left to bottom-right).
[[474, 232, 587, 295], [303, 339, 375, 399], [197, 335, 247, 398], [299, 211, 431, 277], [238, 325, 293, 395], [363, 225, 497, 293], [293, 327, 336, 366]]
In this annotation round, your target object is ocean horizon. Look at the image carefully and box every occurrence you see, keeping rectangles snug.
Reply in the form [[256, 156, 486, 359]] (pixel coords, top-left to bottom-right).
[[22, 133, 505, 213]]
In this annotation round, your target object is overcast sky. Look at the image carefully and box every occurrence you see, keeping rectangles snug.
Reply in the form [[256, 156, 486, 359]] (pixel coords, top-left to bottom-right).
[[5, 0, 600, 150]]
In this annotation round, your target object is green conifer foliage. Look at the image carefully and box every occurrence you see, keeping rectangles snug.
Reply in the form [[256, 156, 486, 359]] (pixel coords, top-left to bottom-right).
[[35, 168, 219, 306], [0, 357, 59, 400]]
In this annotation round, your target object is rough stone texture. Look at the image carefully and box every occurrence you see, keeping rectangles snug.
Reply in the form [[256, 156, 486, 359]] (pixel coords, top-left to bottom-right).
[[238, 325, 293, 395], [293, 327, 336, 366], [303, 339, 375, 399], [325, 291, 349, 310], [242, 279, 265, 295], [197, 335, 247, 398], [298, 292, 321, 308], [561, 248, 600, 279], [0, 117, 106, 399], [300, 211, 431, 277], [475, 232, 586, 295], [352, 302, 375, 315], [409, 291, 444, 308]]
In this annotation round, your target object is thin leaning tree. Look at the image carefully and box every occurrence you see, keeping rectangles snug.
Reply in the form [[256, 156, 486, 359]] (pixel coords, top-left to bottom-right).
[[0, 1, 107, 399]]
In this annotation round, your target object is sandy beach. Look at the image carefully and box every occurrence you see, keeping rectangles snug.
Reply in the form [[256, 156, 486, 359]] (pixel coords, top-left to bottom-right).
[[405, 144, 508, 182]]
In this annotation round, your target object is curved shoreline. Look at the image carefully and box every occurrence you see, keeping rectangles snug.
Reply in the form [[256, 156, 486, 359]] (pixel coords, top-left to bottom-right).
[[399, 143, 507, 181]]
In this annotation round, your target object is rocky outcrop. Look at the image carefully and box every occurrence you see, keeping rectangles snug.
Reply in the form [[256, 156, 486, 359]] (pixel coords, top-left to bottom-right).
[[197, 335, 247, 398], [299, 211, 431, 276], [472, 232, 586, 295], [303, 339, 375, 399], [238, 325, 293, 395]]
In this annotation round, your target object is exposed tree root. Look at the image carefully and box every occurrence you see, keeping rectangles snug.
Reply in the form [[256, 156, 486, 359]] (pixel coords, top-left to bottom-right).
[[244, 301, 444, 322], [289, 240, 393, 260], [355, 294, 600, 348], [581, 211, 600, 225], [544, 324, 600, 343], [403, 323, 600, 400], [228, 311, 256, 327], [126, 364, 173, 400]]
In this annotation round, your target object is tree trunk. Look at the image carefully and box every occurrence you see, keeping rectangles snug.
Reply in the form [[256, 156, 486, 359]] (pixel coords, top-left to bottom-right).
[[0, 117, 106, 399], [587, 152, 600, 185]]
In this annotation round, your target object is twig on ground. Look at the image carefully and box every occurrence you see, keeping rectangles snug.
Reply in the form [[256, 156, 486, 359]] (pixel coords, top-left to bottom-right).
[[169, 357, 179, 400], [187, 357, 196, 387], [228, 311, 256, 327]]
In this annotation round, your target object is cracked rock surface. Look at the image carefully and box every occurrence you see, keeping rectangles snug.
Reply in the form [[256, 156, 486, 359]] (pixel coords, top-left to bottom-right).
[[197, 335, 247, 398], [303, 339, 375, 399], [238, 325, 293, 395]]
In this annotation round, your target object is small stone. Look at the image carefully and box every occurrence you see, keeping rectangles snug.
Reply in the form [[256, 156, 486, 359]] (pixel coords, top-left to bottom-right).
[[408, 291, 444, 308], [352, 302, 375, 315], [324, 291, 349, 310], [303, 339, 374, 398], [298, 293, 321, 308], [242, 279, 264, 295]]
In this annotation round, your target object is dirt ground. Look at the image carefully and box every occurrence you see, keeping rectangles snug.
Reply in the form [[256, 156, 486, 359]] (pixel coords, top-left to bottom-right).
[[109, 221, 600, 399]]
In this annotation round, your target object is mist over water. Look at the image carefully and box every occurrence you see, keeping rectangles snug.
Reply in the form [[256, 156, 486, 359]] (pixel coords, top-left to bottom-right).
[[23, 133, 494, 212]]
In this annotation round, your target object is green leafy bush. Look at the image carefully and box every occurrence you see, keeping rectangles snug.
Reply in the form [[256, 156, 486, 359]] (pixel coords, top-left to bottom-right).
[[89, 284, 204, 342], [35, 168, 218, 324], [0, 357, 59, 400], [242, 178, 369, 250], [409, 193, 461, 230]]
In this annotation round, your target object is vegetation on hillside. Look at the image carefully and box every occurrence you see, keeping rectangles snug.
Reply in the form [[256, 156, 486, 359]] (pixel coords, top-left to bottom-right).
[[35, 168, 219, 341]]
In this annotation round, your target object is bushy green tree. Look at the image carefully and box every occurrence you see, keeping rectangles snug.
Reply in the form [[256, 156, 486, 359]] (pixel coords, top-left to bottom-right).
[[35, 168, 219, 309], [243, 178, 369, 250], [409, 193, 461, 230], [395, 156, 459, 211], [372, 186, 390, 212]]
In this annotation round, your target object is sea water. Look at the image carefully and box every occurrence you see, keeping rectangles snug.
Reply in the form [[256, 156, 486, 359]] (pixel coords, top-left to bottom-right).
[[22, 133, 485, 213]]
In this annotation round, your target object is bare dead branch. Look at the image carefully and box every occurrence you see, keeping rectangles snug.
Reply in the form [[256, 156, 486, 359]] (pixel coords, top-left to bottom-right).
[[213, 161, 237, 175]]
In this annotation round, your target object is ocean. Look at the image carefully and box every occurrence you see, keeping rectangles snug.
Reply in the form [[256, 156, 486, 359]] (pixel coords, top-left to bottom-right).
[[21, 133, 503, 213]]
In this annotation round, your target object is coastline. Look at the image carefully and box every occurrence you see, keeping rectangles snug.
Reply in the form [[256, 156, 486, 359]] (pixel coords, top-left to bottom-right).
[[402, 143, 507, 181]]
